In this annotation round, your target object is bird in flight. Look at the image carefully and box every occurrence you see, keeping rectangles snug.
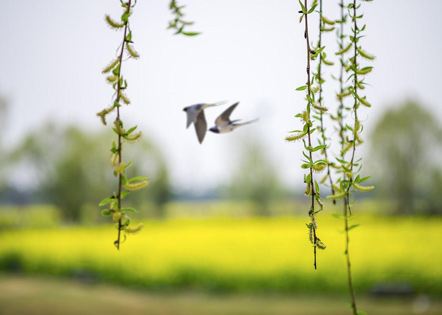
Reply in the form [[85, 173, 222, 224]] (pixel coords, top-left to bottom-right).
[[209, 102, 258, 134], [183, 101, 226, 144]]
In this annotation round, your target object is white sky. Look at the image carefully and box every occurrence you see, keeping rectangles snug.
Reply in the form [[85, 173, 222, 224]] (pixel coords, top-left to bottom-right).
[[1, 0, 442, 194]]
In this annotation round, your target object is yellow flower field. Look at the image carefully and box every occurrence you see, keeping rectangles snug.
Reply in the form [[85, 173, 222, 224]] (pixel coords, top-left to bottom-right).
[[1, 214, 441, 294]]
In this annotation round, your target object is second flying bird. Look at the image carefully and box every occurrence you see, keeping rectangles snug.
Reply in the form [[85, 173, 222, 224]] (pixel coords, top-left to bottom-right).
[[183, 101, 258, 144]]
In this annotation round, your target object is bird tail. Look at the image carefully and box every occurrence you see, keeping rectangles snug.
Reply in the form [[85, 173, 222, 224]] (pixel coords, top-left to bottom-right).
[[239, 118, 259, 126], [207, 100, 228, 108]]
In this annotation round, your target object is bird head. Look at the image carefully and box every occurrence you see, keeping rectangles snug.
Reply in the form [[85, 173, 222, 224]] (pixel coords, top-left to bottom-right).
[[209, 126, 219, 133]]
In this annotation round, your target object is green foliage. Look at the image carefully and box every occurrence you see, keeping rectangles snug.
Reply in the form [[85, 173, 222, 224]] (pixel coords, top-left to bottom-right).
[[290, 0, 374, 313], [369, 101, 442, 214], [289, 0, 329, 270], [223, 135, 286, 216], [98, 0, 148, 249], [168, 0, 200, 36], [4, 124, 170, 223], [0, 205, 60, 230], [329, 2, 375, 314]]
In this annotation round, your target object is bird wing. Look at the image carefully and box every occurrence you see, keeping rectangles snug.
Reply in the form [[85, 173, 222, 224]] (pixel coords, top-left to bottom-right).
[[185, 105, 201, 128], [194, 110, 207, 144], [215, 102, 239, 127]]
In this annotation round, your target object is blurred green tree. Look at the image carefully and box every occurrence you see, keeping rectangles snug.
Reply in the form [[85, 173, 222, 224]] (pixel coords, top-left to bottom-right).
[[224, 134, 286, 216], [369, 100, 442, 214], [6, 123, 171, 222]]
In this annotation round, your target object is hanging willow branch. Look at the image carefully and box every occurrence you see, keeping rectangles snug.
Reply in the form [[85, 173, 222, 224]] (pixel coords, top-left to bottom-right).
[[97, 0, 148, 250], [168, 0, 200, 36], [312, 0, 337, 202], [327, 0, 375, 313], [287, 0, 327, 270]]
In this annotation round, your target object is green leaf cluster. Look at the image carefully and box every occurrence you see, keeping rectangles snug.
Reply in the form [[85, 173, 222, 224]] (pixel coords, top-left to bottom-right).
[[168, 0, 201, 36], [98, 0, 148, 249]]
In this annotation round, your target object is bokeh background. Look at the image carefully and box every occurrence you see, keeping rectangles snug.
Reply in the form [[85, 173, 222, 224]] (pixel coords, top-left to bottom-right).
[[1, 1, 442, 314]]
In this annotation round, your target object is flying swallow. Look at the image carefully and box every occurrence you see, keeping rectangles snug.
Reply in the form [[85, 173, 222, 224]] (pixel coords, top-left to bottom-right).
[[183, 101, 226, 144], [209, 102, 258, 134]]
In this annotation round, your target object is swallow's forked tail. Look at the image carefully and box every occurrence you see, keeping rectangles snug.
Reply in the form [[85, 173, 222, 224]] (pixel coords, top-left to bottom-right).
[[239, 118, 259, 126]]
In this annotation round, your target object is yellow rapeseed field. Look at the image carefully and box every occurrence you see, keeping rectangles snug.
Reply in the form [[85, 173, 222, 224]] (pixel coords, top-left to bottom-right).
[[0, 213, 441, 294]]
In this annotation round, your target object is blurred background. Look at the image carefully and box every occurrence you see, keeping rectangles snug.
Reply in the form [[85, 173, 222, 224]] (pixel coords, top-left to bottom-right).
[[1, 0, 442, 314]]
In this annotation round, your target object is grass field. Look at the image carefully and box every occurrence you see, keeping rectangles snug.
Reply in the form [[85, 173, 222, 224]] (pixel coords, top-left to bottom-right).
[[1, 275, 441, 315], [1, 212, 441, 297]]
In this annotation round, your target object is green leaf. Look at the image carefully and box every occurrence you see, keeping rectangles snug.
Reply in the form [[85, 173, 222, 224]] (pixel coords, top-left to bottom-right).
[[302, 151, 313, 163], [101, 209, 112, 216], [296, 85, 307, 91], [316, 46, 326, 55], [121, 11, 131, 24], [99, 197, 113, 207], [303, 123, 309, 134], [336, 157, 347, 164], [174, 25, 184, 34], [348, 224, 360, 231], [121, 207, 137, 213], [182, 32, 200, 36], [358, 175, 371, 183], [127, 176, 148, 183], [311, 144, 326, 152], [314, 159, 328, 165], [126, 125, 137, 135], [314, 180, 320, 193], [298, 0, 306, 14], [120, 190, 130, 199], [110, 140, 117, 154], [307, 4, 317, 14], [112, 65, 120, 76], [126, 31, 132, 42]]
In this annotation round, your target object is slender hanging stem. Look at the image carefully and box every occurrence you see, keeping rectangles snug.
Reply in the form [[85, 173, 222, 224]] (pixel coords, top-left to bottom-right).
[[115, 0, 132, 250], [343, 0, 359, 313], [303, 0, 318, 270], [317, 0, 336, 203]]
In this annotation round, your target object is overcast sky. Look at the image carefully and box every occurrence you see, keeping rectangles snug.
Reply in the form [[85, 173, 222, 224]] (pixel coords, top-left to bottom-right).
[[1, 0, 442, 194]]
